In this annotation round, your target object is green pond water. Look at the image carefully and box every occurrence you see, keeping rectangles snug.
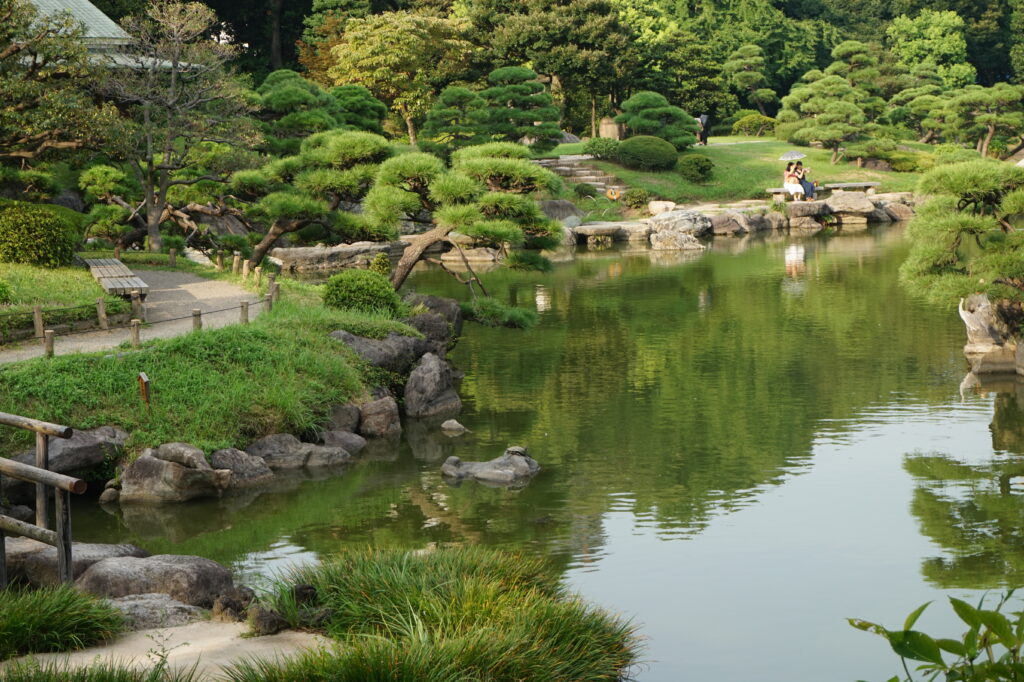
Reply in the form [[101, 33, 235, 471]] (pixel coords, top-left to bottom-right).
[[74, 226, 1024, 681]]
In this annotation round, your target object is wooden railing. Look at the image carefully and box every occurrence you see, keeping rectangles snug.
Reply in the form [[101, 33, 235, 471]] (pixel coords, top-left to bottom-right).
[[0, 412, 84, 587]]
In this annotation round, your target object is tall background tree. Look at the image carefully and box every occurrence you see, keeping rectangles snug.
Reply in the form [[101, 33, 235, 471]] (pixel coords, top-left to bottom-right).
[[96, 1, 258, 252], [723, 45, 778, 115]]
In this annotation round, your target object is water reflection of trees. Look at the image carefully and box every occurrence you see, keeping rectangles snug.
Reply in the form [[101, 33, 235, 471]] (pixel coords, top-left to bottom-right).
[[907, 377, 1024, 588]]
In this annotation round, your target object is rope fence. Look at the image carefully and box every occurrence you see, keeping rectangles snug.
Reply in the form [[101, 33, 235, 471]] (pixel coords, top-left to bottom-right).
[[8, 280, 281, 359]]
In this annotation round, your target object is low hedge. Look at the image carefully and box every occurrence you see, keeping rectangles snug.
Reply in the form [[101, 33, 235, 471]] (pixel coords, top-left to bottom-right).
[[322, 268, 401, 315], [0, 201, 81, 268]]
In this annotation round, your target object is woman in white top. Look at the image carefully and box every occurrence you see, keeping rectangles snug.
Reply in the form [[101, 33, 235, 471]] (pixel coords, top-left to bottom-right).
[[783, 162, 804, 200]]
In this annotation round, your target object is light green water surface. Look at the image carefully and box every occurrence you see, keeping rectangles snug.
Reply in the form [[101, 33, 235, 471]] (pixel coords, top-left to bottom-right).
[[75, 227, 1024, 681]]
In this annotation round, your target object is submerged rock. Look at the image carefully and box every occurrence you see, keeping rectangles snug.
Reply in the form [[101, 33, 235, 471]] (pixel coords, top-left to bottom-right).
[[358, 396, 402, 438], [404, 353, 462, 419], [441, 446, 540, 486], [441, 419, 467, 435], [245, 434, 350, 470], [320, 430, 366, 454], [119, 444, 231, 504]]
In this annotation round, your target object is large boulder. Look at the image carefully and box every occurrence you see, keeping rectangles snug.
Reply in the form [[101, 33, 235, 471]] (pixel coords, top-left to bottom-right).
[[650, 230, 705, 250], [270, 241, 397, 274], [325, 403, 361, 432], [76, 554, 236, 607], [403, 313, 453, 356], [884, 203, 915, 221], [245, 433, 350, 469], [961, 293, 1017, 374], [404, 353, 462, 419], [210, 448, 274, 488], [867, 207, 892, 223], [710, 212, 752, 236], [5, 426, 128, 503], [785, 200, 829, 218], [615, 221, 652, 242], [441, 446, 540, 487], [4, 537, 149, 587], [321, 430, 366, 455], [764, 212, 788, 231], [110, 593, 206, 630], [119, 445, 231, 504], [825, 191, 875, 215], [538, 199, 583, 221], [403, 294, 463, 339], [789, 216, 823, 235], [648, 200, 677, 216], [330, 330, 428, 374], [646, 210, 712, 237], [359, 397, 402, 438]]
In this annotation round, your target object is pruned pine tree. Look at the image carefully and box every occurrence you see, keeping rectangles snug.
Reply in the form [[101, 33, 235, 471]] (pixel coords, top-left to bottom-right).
[[479, 67, 562, 154], [722, 44, 777, 116], [614, 91, 698, 151], [367, 142, 563, 290], [419, 87, 489, 160]]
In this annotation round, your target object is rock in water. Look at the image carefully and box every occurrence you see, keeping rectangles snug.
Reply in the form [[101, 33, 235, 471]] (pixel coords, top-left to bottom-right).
[[404, 353, 462, 418], [441, 419, 467, 435], [441, 446, 540, 486]]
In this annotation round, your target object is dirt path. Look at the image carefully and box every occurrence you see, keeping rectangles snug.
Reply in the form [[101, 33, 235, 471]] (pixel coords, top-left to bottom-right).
[[8, 621, 331, 680], [0, 270, 264, 364]]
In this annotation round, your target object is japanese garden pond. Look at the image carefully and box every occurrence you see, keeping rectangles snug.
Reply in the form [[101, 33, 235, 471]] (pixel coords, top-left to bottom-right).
[[74, 225, 1024, 681]]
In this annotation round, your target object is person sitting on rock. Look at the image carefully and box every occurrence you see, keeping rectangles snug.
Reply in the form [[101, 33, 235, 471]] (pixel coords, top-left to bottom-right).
[[783, 163, 804, 200], [794, 161, 816, 200]]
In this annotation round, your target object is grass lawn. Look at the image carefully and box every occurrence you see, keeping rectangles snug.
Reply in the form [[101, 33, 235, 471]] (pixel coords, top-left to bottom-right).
[[0, 264, 130, 337], [594, 140, 922, 204], [0, 282, 419, 455]]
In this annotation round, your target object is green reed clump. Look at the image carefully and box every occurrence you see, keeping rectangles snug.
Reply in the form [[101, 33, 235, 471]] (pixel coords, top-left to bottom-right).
[[0, 586, 124, 660], [0, 660, 198, 681], [246, 547, 639, 681]]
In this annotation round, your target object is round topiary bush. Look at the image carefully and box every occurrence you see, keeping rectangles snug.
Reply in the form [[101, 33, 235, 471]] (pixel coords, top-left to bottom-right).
[[0, 278, 12, 305], [0, 202, 79, 267], [573, 182, 599, 198], [369, 252, 391, 277], [616, 136, 678, 171], [582, 137, 620, 160], [622, 188, 652, 209], [676, 154, 715, 182], [323, 268, 401, 315]]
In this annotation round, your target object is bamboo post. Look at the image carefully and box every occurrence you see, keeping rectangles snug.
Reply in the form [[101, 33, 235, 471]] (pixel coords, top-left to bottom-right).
[[43, 330, 54, 358], [216, 250, 224, 271], [264, 293, 273, 312], [33, 306, 43, 342], [130, 319, 141, 348], [254, 266, 263, 288], [168, 248, 177, 267], [242, 260, 251, 280], [240, 301, 249, 324], [130, 290, 142, 320], [96, 298, 108, 330], [35, 432, 49, 528], [192, 309, 202, 331], [55, 489, 72, 584], [231, 251, 241, 274]]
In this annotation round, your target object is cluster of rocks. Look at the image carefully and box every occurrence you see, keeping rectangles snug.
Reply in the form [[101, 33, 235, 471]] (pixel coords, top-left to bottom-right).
[[554, 192, 917, 250], [441, 446, 540, 487], [5, 536, 251, 630]]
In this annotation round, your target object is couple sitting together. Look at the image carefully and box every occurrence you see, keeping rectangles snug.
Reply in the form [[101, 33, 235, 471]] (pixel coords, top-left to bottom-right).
[[783, 162, 816, 200]]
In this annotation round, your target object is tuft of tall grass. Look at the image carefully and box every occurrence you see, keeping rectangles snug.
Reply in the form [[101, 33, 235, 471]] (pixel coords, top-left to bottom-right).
[[0, 660, 197, 681], [246, 547, 640, 681], [460, 298, 538, 329], [0, 586, 124, 660]]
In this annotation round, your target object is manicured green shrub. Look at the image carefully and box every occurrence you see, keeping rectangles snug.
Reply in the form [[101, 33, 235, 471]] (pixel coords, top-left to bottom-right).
[[368, 252, 390, 277], [216, 234, 252, 260], [505, 251, 553, 272], [731, 113, 775, 136], [934, 144, 981, 165], [462, 297, 538, 328], [0, 201, 79, 267], [0, 278, 11, 305], [322, 269, 400, 315], [622, 188, 652, 209], [450, 142, 533, 164], [677, 154, 715, 182], [478, 67, 561, 153], [583, 137, 620, 160], [160, 235, 186, 254], [573, 182, 599, 198], [616, 135, 678, 171], [427, 172, 483, 206], [454, 157, 562, 194], [614, 91, 698, 150]]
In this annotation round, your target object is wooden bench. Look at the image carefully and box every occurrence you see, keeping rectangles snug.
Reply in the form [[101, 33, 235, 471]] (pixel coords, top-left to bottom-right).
[[766, 181, 880, 202], [822, 182, 879, 192], [766, 186, 827, 202], [82, 258, 149, 298]]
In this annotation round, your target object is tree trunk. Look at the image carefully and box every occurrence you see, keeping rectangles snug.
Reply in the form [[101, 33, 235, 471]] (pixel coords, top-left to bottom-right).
[[981, 125, 997, 158], [918, 130, 935, 144], [248, 219, 299, 269], [830, 146, 839, 164], [145, 199, 163, 252], [754, 95, 767, 116], [590, 94, 597, 138], [269, 0, 284, 70], [390, 223, 455, 291]]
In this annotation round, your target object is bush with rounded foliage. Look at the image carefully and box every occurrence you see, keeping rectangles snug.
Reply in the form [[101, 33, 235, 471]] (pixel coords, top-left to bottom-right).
[[369, 252, 391, 277], [0, 278, 11, 305], [323, 269, 401, 315], [0, 202, 79, 268], [731, 113, 775, 136], [622, 188, 652, 209], [614, 91, 698, 151], [454, 157, 562, 194], [574, 183, 599, 198], [583, 138, 620, 160], [676, 155, 715, 182], [450, 143, 533, 164], [616, 136, 678, 171]]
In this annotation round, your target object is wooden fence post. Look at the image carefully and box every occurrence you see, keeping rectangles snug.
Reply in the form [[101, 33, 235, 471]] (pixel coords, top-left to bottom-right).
[[242, 261, 251, 280], [35, 432, 49, 528], [43, 330, 54, 359], [254, 266, 263, 288], [192, 309, 202, 331], [271, 281, 280, 303], [268, 273, 276, 292], [130, 319, 141, 348], [114, 245, 121, 260], [168, 248, 177, 267], [216, 250, 224, 271], [130, 290, 142, 320], [55, 489, 72, 583], [96, 298, 108, 330], [232, 251, 241, 274], [240, 301, 249, 324], [33, 306, 43, 343], [0, 528, 6, 588], [264, 293, 273, 312]]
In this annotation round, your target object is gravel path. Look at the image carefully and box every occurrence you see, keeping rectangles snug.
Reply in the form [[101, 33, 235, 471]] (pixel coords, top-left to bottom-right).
[[7, 621, 331, 679], [0, 270, 264, 364]]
